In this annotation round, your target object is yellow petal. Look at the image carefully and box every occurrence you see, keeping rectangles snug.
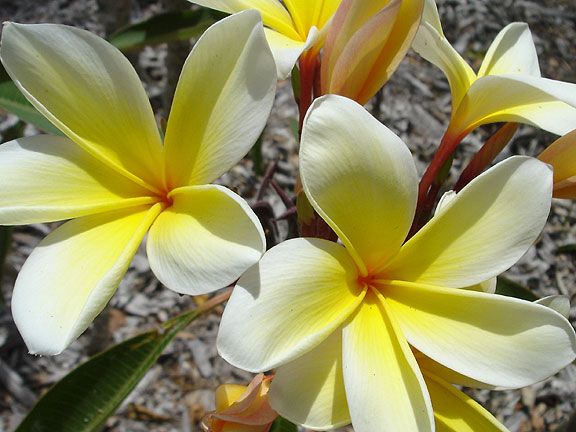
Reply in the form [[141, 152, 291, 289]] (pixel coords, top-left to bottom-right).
[[384, 281, 576, 388], [186, 0, 300, 39], [270, 331, 350, 429], [11, 205, 161, 355], [416, 353, 498, 390], [342, 292, 434, 432], [283, 0, 339, 38], [163, 11, 276, 187], [300, 95, 417, 275], [217, 238, 364, 372], [538, 129, 576, 199], [477, 22, 540, 78], [264, 27, 317, 79], [0, 136, 155, 225], [216, 385, 248, 412], [384, 157, 552, 288], [412, 15, 476, 110], [0, 23, 164, 191], [448, 75, 576, 139], [147, 185, 264, 295], [424, 373, 508, 432]]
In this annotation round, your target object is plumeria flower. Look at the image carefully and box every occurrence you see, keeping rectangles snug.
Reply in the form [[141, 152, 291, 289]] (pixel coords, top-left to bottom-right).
[[186, 0, 341, 78], [321, 0, 424, 104], [0, 10, 276, 355], [412, 0, 576, 145], [217, 95, 576, 431], [202, 374, 278, 432], [538, 128, 576, 199]]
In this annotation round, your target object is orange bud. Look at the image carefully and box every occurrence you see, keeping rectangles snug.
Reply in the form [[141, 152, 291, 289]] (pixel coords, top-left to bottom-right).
[[202, 374, 278, 432], [538, 129, 576, 199]]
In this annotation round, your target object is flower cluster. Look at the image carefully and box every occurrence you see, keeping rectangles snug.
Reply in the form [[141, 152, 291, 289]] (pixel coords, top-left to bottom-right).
[[1, 0, 575, 431]]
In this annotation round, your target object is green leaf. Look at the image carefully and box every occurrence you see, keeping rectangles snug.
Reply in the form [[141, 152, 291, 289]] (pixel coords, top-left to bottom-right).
[[250, 134, 264, 176], [269, 417, 298, 432], [0, 64, 62, 135], [495, 276, 538, 302], [109, 8, 227, 52], [15, 308, 201, 432], [557, 243, 576, 254]]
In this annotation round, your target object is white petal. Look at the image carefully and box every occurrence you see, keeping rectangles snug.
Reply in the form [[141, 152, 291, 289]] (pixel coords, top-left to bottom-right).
[[217, 237, 364, 372], [12, 205, 161, 355], [270, 331, 350, 430], [384, 157, 552, 288], [300, 95, 417, 275], [0, 23, 163, 190], [264, 27, 318, 79], [0, 136, 154, 225], [147, 185, 264, 295], [536, 295, 571, 319], [164, 10, 276, 187]]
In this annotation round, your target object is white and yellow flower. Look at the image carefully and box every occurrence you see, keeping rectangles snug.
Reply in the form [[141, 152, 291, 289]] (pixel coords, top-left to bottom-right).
[[538, 129, 576, 199], [217, 95, 576, 431], [187, 0, 341, 78], [412, 0, 576, 143], [0, 11, 276, 355]]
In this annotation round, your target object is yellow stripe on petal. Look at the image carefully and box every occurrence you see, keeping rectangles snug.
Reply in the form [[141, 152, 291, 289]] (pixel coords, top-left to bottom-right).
[[0, 23, 164, 191], [384, 281, 576, 388], [264, 27, 317, 79], [218, 237, 364, 372], [424, 373, 508, 432], [342, 292, 434, 432], [0, 136, 155, 225], [188, 0, 300, 39], [384, 157, 552, 288], [11, 204, 162, 355], [147, 185, 264, 295], [300, 95, 418, 275], [477, 22, 540, 78], [163, 11, 276, 187], [270, 331, 350, 429]]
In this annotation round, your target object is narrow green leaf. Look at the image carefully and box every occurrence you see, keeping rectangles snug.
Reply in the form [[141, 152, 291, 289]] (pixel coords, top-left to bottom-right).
[[0, 65, 62, 135], [557, 243, 576, 254], [109, 8, 227, 52], [269, 417, 298, 432], [250, 134, 264, 176], [495, 276, 538, 301], [15, 308, 201, 432]]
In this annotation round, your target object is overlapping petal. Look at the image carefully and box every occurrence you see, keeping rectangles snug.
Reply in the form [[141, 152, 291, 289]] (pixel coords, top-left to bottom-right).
[[300, 95, 417, 275], [283, 0, 339, 37], [0, 23, 163, 191], [384, 157, 552, 288], [187, 0, 299, 39], [264, 27, 318, 79], [423, 373, 508, 431], [342, 293, 433, 432], [449, 75, 576, 138], [385, 281, 576, 388], [0, 136, 154, 225], [11, 205, 162, 355], [146, 185, 264, 295], [217, 238, 364, 372], [163, 10, 276, 187], [538, 129, 576, 199], [477, 22, 540, 78], [270, 331, 350, 429]]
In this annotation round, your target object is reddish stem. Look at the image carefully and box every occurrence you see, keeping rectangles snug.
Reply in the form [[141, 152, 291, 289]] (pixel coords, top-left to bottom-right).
[[298, 52, 318, 138]]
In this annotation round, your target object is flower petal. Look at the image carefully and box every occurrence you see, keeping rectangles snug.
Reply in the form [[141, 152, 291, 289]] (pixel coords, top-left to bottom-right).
[[270, 331, 350, 429], [217, 237, 364, 372], [538, 129, 576, 199], [300, 95, 418, 275], [0, 136, 155, 225], [412, 10, 476, 110], [187, 0, 300, 39], [536, 295, 571, 319], [11, 205, 161, 355], [342, 292, 434, 432], [424, 373, 508, 432], [264, 27, 318, 79], [385, 281, 576, 388], [477, 22, 540, 78], [416, 353, 497, 390], [163, 11, 276, 187], [282, 0, 339, 37], [146, 185, 264, 295], [384, 157, 552, 288], [449, 74, 576, 138], [0, 23, 163, 191]]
